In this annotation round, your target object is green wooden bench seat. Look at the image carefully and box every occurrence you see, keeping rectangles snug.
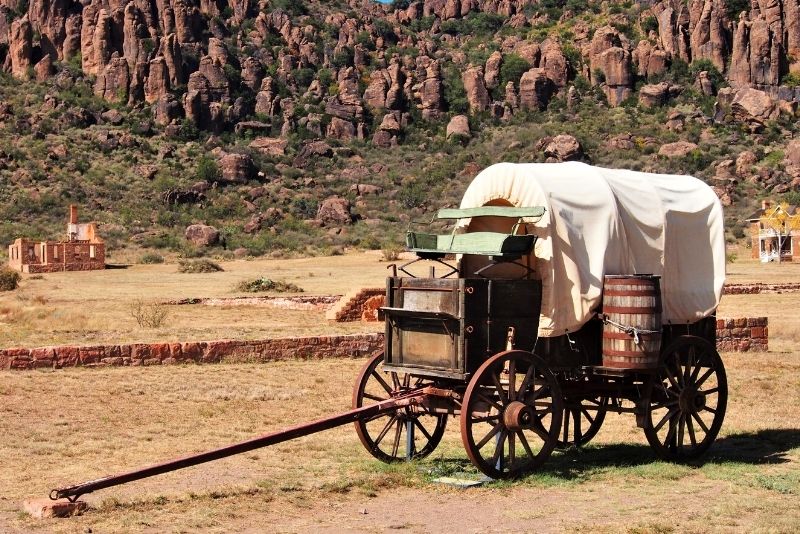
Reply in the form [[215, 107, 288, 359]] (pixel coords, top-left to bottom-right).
[[405, 205, 544, 258], [406, 231, 537, 258]]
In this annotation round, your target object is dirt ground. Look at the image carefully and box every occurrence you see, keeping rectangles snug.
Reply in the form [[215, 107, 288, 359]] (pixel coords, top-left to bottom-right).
[[0, 257, 798, 533]]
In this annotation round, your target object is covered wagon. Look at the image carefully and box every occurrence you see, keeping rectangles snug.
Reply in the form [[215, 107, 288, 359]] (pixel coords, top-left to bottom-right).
[[51, 163, 729, 503]]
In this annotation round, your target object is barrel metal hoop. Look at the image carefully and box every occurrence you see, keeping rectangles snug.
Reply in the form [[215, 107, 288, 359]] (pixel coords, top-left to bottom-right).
[[603, 289, 659, 297]]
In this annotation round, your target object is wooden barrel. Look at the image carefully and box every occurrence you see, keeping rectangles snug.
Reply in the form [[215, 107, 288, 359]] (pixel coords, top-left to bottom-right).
[[601, 275, 662, 369]]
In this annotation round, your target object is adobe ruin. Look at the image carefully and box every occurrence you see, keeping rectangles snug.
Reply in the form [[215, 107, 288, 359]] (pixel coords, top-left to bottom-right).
[[7, 205, 105, 273]]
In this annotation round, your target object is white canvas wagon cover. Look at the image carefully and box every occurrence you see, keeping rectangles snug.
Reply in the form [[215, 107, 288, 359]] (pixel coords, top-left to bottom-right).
[[457, 162, 725, 337]]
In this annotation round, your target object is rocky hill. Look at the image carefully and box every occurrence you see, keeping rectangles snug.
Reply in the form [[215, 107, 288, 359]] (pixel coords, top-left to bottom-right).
[[0, 0, 798, 260]]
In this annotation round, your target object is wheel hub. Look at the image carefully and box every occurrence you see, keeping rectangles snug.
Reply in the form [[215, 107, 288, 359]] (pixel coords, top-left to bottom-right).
[[503, 401, 534, 431], [679, 385, 706, 413]]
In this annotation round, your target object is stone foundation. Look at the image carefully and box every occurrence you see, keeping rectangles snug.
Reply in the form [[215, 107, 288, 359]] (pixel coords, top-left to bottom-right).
[[326, 287, 385, 322], [0, 317, 768, 370], [0, 333, 383, 370], [723, 283, 800, 295], [716, 317, 768, 352]]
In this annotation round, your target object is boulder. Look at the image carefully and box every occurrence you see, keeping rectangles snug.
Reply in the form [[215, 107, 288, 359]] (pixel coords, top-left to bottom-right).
[[185, 224, 220, 246], [419, 61, 444, 119], [658, 141, 698, 158], [484, 51, 503, 89], [731, 87, 779, 124], [638, 82, 682, 108], [219, 153, 254, 183], [7, 16, 33, 80], [446, 115, 471, 140], [542, 134, 583, 162], [518, 68, 553, 111], [462, 65, 489, 113], [249, 137, 288, 157], [317, 197, 353, 226]]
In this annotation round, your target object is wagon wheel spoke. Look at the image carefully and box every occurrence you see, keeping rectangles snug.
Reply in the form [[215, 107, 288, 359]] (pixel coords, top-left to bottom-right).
[[471, 414, 501, 424], [362, 392, 387, 402], [516, 365, 536, 401], [516, 430, 535, 459], [372, 371, 394, 395], [391, 419, 403, 458], [475, 422, 503, 450], [373, 415, 398, 446], [700, 387, 719, 396], [476, 391, 504, 412], [491, 430, 507, 468], [581, 407, 595, 424], [654, 407, 678, 433], [691, 410, 709, 433], [507, 359, 516, 402], [686, 415, 697, 447], [529, 417, 551, 442], [695, 368, 715, 388], [562, 409, 571, 443], [491, 372, 508, 406], [664, 416, 678, 450], [677, 413, 686, 450], [413, 418, 433, 442], [402, 373, 411, 388]]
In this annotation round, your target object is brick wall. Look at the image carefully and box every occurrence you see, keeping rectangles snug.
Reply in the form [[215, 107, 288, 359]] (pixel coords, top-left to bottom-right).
[[0, 333, 384, 370], [0, 317, 768, 371], [325, 287, 385, 322], [716, 317, 768, 352]]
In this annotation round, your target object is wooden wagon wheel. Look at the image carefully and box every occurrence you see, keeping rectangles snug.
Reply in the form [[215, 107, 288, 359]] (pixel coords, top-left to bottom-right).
[[460, 350, 563, 479], [644, 335, 728, 460], [556, 394, 607, 450], [352, 352, 447, 462]]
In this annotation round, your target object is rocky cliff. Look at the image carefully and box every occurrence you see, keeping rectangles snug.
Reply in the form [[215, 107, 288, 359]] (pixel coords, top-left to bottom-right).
[[0, 0, 798, 259], [2, 0, 798, 138]]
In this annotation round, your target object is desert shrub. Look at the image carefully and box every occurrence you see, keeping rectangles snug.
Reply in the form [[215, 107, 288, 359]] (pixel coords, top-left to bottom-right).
[[381, 245, 403, 262], [139, 253, 165, 264], [725, 0, 749, 20], [641, 15, 658, 35], [499, 53, 531, 90], [236, 277, 303, 293], [196, 155, 221, 183], [178, 259, 224, 273], [782, 72, 800, 88], [129, 299, 169, 328], [0, 267, 21, 291]]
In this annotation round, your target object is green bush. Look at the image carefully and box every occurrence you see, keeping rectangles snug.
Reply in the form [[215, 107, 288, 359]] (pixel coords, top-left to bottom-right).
[[499, 53, 531, 90], [139, 253, 165, 264], [236, 277, 303, 293], [177, 259, 224, 273], [0, 267, 21, 291], [196, 155, 221, 183]]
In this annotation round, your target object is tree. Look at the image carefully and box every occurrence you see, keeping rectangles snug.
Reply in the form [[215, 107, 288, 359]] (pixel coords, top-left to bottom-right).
[[759, 202, 800, 263]]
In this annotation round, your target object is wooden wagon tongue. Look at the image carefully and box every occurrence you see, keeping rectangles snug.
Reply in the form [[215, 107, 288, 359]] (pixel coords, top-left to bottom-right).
[[49, 386, 436, 503]]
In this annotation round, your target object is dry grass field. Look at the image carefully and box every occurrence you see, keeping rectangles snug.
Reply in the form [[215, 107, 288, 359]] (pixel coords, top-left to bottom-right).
[[0, 252, 391, 348], [0, 255, 798, 533]]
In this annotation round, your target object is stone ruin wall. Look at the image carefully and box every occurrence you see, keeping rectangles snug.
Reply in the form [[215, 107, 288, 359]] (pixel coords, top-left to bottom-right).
[[0, 317, 769, 370]]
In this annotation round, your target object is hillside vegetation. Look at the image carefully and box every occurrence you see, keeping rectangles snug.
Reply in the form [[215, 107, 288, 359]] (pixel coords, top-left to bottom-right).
[[0, 0, 798, 260]]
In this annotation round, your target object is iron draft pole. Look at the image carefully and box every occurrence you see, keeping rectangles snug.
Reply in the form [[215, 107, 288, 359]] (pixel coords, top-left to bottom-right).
[[50, 392, 423, 502]]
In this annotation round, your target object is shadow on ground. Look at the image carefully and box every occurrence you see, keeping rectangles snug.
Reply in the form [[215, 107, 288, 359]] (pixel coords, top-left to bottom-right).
[[424, 429, 800, 481]]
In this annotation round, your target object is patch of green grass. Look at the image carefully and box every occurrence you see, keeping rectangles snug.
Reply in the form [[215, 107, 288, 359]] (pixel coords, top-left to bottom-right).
[[177, 259, 224, 273], [235, 277, 303, 293]]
